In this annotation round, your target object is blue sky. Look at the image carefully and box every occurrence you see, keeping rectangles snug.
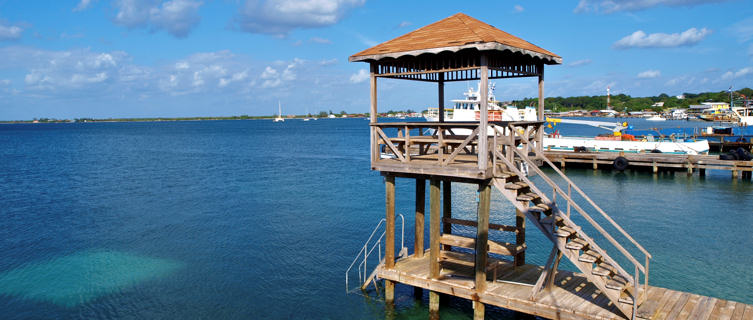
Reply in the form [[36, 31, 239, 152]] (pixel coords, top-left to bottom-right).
[[0, 0, 751, 120]]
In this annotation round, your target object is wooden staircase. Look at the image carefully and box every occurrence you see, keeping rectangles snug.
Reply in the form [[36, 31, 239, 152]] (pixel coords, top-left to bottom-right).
[[489, 137, 651, 319]]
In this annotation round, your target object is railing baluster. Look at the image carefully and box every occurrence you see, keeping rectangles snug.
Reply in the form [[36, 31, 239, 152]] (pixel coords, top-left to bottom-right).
[[567, 184, 571, 217]]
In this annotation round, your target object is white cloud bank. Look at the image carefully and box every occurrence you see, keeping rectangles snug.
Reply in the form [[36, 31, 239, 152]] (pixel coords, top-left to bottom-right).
[[113, 0, 203, 38], [235, 0, 365, 36], [613, 28, 710, 49], [574, 0, 731, 13], [721, 67, 753, 80]]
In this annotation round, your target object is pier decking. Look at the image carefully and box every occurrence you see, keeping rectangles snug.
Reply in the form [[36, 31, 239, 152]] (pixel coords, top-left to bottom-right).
[[379, 251, 753, 320]]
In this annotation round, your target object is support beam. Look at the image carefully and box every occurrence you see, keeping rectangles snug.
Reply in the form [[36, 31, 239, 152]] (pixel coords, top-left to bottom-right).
[[442, 180, 452, 251], [475, 181, 491, 293], [430, 179, 441, 279], [474, 301, 485, 320], [515, 200, 526, 266], [370, 63, 378, 163], [438, 73, 445, 123], [385, 174, 395, 304], [415, 179, 426, 257], [536, 63, 544, 153], [429, 291, 440, 320], [478, 55, 489, 170]]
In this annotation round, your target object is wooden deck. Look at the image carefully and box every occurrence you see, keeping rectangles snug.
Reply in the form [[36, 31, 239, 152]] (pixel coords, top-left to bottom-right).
[[378, 251, 753, 320]]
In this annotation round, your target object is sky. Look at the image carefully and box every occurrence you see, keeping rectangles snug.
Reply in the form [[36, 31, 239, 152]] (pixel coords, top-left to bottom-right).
[[0, 0, 751, 120]]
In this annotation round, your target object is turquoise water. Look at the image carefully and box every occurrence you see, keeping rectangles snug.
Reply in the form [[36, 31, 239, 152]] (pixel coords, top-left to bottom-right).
[[0, 119, 750, 319]]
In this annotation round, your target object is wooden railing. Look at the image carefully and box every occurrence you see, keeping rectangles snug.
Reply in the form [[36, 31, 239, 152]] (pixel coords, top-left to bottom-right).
[[492, 122, 651, 306], [371, 121, 544, 176]]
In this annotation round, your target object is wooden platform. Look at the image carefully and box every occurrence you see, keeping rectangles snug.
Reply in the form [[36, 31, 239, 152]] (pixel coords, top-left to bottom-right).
[[378, 251, 753, 319]]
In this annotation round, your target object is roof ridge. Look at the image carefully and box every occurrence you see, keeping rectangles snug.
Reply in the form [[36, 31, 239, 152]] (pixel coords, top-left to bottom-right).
[[455, 13, 485, 43]]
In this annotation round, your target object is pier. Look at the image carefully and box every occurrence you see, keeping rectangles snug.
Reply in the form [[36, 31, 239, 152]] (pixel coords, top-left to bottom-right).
[[543, 150, 753, 179], [347, 13, 752, 320]]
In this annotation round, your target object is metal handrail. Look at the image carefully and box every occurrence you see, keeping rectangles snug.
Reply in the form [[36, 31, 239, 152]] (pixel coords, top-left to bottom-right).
[[345, 214, 405, 293]]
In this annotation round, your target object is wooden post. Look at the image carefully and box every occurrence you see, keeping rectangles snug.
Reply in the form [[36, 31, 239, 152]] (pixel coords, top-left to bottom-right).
[[429, 179, 441, 319], [515, 200, 526, 266], [593, 158, 598, 170], [415, 179, 426, 258], [438, 73, 445, 123], [700, 168, 706, 177], [385, 174, 395, 303], [442, 180, 452, 251], [478, 55, 489, 170], [537, 63, 545, 153], [369, 64, 378, 164], [474, 181, 491, 320], [429, 179, 441, 279]]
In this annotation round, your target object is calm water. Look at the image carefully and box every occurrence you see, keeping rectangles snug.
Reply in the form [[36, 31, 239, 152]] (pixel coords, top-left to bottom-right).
[[0, 119, 751, 319]]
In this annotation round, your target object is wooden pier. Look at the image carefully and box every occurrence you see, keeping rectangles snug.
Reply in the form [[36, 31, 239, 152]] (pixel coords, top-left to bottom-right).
[[543, 150, 753, 179], [348, 13, 752, 319]]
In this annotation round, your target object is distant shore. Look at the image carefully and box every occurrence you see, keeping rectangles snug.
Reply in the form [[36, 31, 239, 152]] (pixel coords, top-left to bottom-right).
[[0, 115, 371, 124]]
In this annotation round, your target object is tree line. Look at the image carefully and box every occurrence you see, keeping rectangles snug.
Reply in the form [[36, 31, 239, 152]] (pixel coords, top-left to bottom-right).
[[513, 88, 753, 112]]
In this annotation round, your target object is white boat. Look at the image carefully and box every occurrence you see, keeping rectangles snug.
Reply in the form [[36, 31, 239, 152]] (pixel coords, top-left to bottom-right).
[[273, 101, 284, 122], [545, 118, 709, 155], [731, 106, 753, 125], [646, 115, 665, 121], [425, 82, 536, 135]]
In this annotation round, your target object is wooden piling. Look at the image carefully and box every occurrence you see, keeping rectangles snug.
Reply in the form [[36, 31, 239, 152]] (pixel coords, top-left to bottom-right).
[[474, 181, 491, 320], [442, 180, 452, 250], [429, 179, 442, 317], [385, 175, 396, 303], [415, 179, 425, 258], [515, 200, 526, 267]]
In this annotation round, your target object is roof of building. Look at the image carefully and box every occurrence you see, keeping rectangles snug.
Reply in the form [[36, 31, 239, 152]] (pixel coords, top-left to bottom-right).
[[349, 13, 561, 64]]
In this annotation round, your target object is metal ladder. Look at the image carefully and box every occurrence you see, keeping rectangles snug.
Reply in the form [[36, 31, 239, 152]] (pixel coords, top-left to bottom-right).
[[345, 214, 407, 293]]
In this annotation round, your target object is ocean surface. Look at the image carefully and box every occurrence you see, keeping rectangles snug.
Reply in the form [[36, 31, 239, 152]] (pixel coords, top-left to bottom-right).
[[0, 118, 751, 319]]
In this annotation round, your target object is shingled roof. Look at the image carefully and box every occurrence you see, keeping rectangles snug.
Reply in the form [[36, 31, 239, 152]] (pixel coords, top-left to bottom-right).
[[350, 13, 561, 64]]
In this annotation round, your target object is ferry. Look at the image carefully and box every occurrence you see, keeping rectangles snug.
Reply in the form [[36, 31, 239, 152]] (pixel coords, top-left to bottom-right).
[[425, 82, 537, 123]]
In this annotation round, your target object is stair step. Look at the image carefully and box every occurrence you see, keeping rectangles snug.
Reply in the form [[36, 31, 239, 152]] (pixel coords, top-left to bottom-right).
[[505, 182, 527, 190], [554, 226, 576, 238], [619, 292, 635, 305], [606, 274, 629, 290], [540, 214, 563, 226], [516, 193, 535, 201], [578, 250, 602, 263], [498, 171, 517, 179], [565, 238, 589, 250], [592, 262, 617, 276]]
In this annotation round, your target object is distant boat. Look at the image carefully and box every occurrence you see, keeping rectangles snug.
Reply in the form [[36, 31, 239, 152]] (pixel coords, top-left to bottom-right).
[[646, 115, 665, 121], [303, 118, 310, 121], [274, 101, 284, 122]]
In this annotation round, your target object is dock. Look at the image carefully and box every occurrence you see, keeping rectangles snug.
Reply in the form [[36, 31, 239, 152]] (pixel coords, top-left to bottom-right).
[[543, 150, 753, 179], [379, 251, 752, 319], [347, 13, 751, 320]]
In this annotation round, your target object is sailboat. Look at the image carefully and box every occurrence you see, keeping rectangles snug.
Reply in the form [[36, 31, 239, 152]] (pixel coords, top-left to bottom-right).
[[303, 107, 310, 121], [273, 101, 284, 122]]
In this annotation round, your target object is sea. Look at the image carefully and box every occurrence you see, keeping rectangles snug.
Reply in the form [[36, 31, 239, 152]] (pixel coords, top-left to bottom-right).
[[0, 117, 751, 319]]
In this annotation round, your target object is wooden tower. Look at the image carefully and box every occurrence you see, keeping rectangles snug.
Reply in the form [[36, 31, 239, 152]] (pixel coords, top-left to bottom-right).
[[349, 13, 652, 320]]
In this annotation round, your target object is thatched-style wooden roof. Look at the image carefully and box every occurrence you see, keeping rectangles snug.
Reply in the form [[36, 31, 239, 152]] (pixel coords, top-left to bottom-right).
[[350, 13, 561, 64]]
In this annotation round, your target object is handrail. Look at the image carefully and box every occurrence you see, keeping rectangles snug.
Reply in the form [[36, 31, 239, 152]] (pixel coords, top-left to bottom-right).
[[494, 148, 638, 283], [508, 144, 646, 275], [531, 144, 652, 259], [345, 214, 405, 293]]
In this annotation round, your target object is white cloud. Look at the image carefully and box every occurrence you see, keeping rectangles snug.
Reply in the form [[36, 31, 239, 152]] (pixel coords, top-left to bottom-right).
[[0, 24, 23, 41], [613, 28, 711, 49], [724, 67, 753, 80], [113, 0, 203, 38], [235, 0, 365, 36], [349, 69, 369, 83], [319, 58, 337, 66], [258, 58, 303, 88], [568, 59, 592, 67], [637, 70, 661, 78], [73, 0, 96, 12], [574, 0, 730, 13], [397, 21, 411, 28], [513, 5, 524, 13], [729, 18, 753, 44], [310, 37, 332, 44]]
